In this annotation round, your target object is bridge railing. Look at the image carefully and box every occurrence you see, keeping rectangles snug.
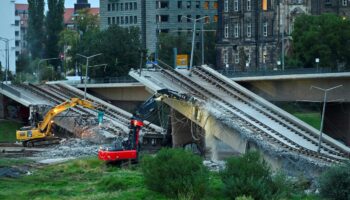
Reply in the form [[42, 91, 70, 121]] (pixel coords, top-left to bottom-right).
[[89, 76, 138, 84], [219, 67, 350, 78], [0, 83, 21, 97]]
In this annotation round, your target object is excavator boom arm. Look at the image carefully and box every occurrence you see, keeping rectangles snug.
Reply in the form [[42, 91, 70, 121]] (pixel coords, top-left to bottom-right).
[[39, 98, 96, 133]]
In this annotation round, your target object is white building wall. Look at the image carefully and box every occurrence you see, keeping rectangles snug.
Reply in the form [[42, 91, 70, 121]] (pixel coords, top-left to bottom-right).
[[0, 0, 16, 75]]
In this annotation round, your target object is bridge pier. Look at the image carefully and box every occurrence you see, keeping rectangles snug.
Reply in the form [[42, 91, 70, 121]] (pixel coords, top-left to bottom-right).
[[171, 109, 194, 147], [324, 103, 350, 146]]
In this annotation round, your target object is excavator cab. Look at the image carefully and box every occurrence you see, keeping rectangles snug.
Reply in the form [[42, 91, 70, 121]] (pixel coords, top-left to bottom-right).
[[98, 118, 143, 162]]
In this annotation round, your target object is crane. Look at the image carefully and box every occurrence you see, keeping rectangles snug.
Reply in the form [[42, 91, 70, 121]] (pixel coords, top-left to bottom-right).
[[16, 98, 101, 147]]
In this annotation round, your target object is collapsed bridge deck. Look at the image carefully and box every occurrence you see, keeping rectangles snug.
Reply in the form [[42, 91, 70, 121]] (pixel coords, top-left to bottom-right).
[[130, 63, 350, 170]]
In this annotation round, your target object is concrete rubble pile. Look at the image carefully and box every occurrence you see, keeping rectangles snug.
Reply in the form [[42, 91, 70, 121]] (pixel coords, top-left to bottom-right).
[[37, 138, 104, 158]]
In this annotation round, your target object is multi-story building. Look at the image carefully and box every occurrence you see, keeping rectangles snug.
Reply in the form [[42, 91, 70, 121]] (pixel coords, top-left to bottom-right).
[[217, 0, 350, 71], [311, 0, 350, 17], [217, 0, 279, 71], [64, 0, 99, 30], [0, 0, 16, 75], [15, 3, 29, 57], [100, 0, 218, 54]]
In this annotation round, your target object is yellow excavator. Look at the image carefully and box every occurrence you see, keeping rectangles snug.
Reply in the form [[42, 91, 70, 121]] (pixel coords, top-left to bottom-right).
[[16, 98, 100, 147]]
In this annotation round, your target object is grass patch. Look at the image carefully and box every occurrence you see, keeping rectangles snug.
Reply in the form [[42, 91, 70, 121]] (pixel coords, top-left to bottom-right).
[[0, 158, 33, 167], [0, 120, 23, 142], [0, 157, 166, 200], [293, 112, 321, 130], [0, 156, 319, 200]]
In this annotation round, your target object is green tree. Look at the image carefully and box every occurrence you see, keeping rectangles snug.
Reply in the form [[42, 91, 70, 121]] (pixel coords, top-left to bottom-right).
[[46, 0, 64, 70], [158, 33, 191, 67], [75, 8, 99, 35], [291, 14, 350, 69], [73, 25, 142, 78], [28, 0, 45, 59]]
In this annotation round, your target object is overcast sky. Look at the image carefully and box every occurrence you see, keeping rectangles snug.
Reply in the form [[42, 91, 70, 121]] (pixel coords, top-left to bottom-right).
[[16, 0, 100, 8]]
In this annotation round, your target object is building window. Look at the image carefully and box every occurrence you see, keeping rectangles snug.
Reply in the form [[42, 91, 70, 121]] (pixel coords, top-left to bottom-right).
[[130, 2, 133, 10], [126, 3, 128, 10], [108, 17, 111, 25], [157, 1, 169, 9], [224, 0, 228, 12], [15, 20, 19, 26], [224, 49, 228, 64], [117, 17, 120, 24], [108, 4, 111, 11], [196, 15, 201, 19], [157, 15, 169, 22], [130, 16, 133, 24], [134, 16, 137, 23], [204, 1, 209, 9], [205, 15, 210, 23], [343, 0, 348, 6], [178, 15, 183, 22], [134, 2, 137, 9], [120, 3, 124, 11], [187, 15, 191, 22], [116, 3, 119, 10], [121, 16, 124, 24], [213, 2, 218, 9], [196, 1, 200, 8], [247, 0, 251, 11], [263, 22, 268, 36], [112, 17, 115, 24], [234, 54, 239, 64], [187, 1, 191, 9], [15, 31, 19, 36], [125, 16, 129, 24], [234, 23, 239, 38], [247, 23, 251, 37], [178, 1, 182, 8], [112, 3, 115, 11], [214, 15, 218, 22], [224, 24, 229, 38], [234, 0, 239, 11]]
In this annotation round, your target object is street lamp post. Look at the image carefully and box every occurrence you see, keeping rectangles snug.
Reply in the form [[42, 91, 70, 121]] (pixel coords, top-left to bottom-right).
[[281, 0, 285, 71], [182, 16, 208, 76], [0, 37, 9, 82], [310, 85, 343, 153], [76, 53, 102, 99], [315, 58, 320, 72]]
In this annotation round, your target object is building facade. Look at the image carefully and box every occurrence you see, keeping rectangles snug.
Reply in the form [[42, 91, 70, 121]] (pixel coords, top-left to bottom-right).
[[217, 0, 284, 71], [100, 0, 218, 54], [217, 0, 350, 71], [311, 0, 350, 16], [0, 0, 17, 75]]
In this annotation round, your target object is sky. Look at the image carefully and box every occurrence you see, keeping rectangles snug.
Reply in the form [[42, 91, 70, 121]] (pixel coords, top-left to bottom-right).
[[16, 0, 100, 8]]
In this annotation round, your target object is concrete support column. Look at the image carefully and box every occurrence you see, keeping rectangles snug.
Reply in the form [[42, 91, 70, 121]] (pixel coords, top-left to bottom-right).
[[0, 93, 4, 119], [324, 103, 350, 146], [171, 109, 193, 147]]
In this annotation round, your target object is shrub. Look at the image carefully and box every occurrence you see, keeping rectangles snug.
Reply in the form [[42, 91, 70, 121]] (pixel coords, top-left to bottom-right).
[[319, 161, 350, 200], [141, 148, 208, 199], [235, 195, 254, 200], [220, 151, 273, 200]]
